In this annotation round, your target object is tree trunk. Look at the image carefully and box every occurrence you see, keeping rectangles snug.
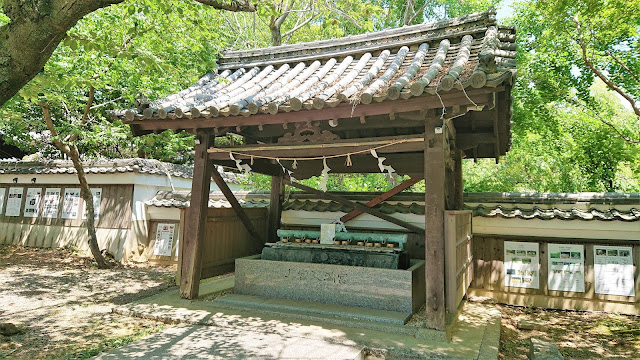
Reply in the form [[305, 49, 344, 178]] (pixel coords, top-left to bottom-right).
[[0, 0, 124, 107], [403, 0, 415, 25], [0, 0, 256, 107], [270, 23, 283, 46], [67, 145, 110, 268]]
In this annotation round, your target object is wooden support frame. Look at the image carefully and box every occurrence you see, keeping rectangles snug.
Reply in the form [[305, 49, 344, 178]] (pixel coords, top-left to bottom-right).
[[180, 129, 213, 299], [268, 173, 284, 243], [126, 89, 498, 135], [283, 178, 424, 234], [453, 149, 464, 210], [208, 135, 425, 160], [424, 115, 446, 330], [340, 177, 422, 223], [211, 166, 265, 250]]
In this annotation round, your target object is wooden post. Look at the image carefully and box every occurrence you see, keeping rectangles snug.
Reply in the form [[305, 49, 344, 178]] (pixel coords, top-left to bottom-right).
[[453, 149, 464, 210], [180, 130, 213, 299], [268, 174, 284, 243], [424, 116, 446, 330]]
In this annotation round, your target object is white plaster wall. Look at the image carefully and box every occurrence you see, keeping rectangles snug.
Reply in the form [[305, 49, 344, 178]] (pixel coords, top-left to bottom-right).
[[0, 173, 136, 185], [472, 216, 640, 240], [282, 208, 640, 241], [147, 207, 181, 221]]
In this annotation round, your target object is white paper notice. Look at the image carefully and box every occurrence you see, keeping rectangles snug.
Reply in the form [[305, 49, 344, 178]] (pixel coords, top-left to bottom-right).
[[504, 241, 540, 289], [548, 244, 585, 292], [82, 188, 102, 220], [23, 188, 43, 217], [0, 188, 6, 215], [594, 246, 634, 297], [5, 187, 23, 217], [320, 223, 336, 244], [42, 188, 61, 219], [153, 223, 176, 256], [62, 188, 81, 219]]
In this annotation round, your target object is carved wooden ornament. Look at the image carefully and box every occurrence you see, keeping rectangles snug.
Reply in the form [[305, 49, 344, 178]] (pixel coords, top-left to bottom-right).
[[277, 122, 340, 144]]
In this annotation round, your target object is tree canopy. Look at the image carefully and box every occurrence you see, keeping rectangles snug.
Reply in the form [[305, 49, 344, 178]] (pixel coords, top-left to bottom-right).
[[0, 0, 638, 194]]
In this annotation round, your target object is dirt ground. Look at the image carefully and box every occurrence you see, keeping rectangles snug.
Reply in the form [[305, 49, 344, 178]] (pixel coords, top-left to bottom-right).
[[499, 304, 640, 359], [0, 245, 176, 359]]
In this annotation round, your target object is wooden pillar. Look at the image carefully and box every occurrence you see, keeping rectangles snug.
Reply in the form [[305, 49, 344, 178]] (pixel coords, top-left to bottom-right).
[[179, 129, 213, 299], [453, 149, 464, 210], [268, 174, 284, 243], [424, 116, 446, 330]]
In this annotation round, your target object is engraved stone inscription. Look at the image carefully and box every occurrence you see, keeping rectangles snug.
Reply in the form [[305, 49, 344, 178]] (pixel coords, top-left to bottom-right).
[[284, 267, 349, 284]]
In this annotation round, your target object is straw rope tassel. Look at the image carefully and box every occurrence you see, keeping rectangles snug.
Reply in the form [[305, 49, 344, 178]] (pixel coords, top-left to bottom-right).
[[345, 154, 352, 167]]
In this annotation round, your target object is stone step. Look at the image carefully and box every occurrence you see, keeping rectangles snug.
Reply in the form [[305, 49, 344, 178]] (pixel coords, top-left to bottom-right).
[[214, 294, 412, 325], [96, 324, 365, 360]]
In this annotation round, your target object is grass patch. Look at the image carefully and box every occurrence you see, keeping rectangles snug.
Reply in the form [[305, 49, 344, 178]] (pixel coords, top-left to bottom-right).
[[62, 324, 165, 360]]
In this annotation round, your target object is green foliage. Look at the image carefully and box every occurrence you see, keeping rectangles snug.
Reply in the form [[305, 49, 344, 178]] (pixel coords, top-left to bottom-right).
[[464, 81, 640, 192], [243, 173, 410, 192], [1, 0, 230, 162], [462, 0, 639, 193], [376, 0, 499, 28]]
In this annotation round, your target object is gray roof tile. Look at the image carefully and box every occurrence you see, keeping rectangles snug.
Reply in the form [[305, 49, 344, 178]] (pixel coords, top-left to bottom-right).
[[116, 9, 516, 122]]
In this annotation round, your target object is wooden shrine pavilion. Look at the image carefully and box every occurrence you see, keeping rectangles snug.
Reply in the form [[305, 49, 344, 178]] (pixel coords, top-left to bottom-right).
[[116, 9, 516, 331]]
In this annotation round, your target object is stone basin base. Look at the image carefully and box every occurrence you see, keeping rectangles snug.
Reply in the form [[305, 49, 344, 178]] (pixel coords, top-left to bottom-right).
[[235, 255, 425, 314]]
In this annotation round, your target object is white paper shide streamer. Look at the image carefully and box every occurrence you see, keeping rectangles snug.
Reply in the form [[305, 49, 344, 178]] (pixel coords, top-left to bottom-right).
[[370, 149, 395, 174], [230, 152, 251, 174], [319, 157, 331, 192]]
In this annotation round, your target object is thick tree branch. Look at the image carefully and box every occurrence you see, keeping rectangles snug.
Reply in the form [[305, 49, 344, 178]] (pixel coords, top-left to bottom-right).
[[568, 97, 640, 144], [282, 11, 318, 40], [608, 51, 640, 85], [574, 16, 640, 118], [194, 0, 255, 12], [407, 0, 433, 25]]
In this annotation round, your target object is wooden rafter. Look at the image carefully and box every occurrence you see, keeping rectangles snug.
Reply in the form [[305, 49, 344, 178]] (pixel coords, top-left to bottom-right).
[[211, 166, 265, 250], [208, 135, 425, 160], [284, 178, 424, 233], [125, 90, 496, 134], [340, 177, 422, 223]]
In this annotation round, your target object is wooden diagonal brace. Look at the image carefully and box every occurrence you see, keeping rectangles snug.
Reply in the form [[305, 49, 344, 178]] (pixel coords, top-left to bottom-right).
[[211, 167, 265, 250], [284, 178, 424, 234], [340, 177, 422, 223]]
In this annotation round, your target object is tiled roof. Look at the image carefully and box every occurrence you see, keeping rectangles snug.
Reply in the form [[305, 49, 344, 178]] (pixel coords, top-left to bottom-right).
[[467, 205, 640, 221], [146, 190, 270, 208], [283, 199, 426, 215], [0, 158, 243, 183], [118, 9, 515, 121], [464, 192, 640, 205], [145, 190, 640, 222], [0, 158, 194, 179]]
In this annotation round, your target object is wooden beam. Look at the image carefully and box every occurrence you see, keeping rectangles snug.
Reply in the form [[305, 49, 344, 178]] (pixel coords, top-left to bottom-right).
[[456, 132, 495, 150], [340, 177, 422, 223], [125, 90, 498, 133], [268, 174, 284, 243], [283, 179, 424, 234], [211, 166, 265, 250], [208, 135, 425, 160], [424, 116, 446, 330], [180, 129, 213, 300]]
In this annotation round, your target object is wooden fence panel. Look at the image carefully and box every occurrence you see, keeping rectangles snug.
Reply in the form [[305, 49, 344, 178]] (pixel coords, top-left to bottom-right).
[[444, 210, 473, 321], [471, 235, 640, 314], [200, 207, 268, 279]]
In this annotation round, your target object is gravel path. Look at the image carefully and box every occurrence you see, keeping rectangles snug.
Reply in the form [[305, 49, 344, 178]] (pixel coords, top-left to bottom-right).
[[0, 246, 177, 359]]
